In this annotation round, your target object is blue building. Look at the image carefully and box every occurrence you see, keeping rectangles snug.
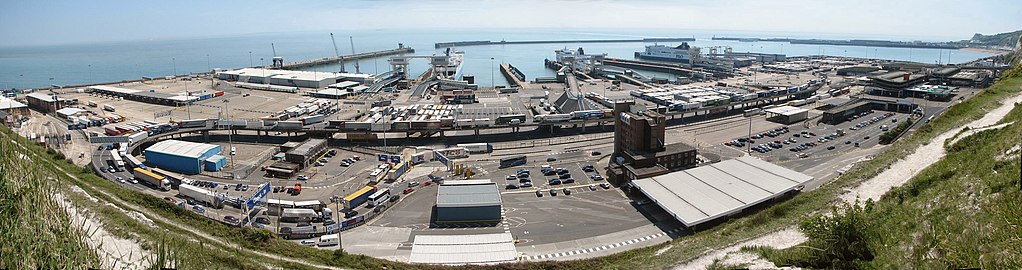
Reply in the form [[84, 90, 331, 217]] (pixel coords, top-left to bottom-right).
[[144, 140, 224, 174]]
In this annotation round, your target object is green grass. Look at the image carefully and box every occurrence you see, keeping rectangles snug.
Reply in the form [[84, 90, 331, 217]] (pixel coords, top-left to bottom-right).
[[0, 133, 100, 269]]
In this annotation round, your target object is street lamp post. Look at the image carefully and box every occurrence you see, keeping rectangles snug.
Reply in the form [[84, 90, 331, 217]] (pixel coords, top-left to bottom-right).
[[490, 57, 495, 89], [223, 100, 235, 170], [249, 51, 253, 67]]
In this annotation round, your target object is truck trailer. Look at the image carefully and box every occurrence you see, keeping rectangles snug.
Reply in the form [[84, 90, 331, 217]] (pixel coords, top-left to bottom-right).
[[133, 167, 171, 191]]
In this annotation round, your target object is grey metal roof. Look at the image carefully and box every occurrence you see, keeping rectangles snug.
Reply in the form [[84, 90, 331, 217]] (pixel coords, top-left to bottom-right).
[[436, 180, 501, 208], [286, 139, 326, 156], [145, 140, 219, 159], [632, 156, 812, 227], [409, 233, 517, 265]]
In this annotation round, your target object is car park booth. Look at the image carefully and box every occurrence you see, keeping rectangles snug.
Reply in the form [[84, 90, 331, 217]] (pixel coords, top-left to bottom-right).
[[143, 140, 222, 175], [764, 106, 809, 125], [434, 180, 502, 224]]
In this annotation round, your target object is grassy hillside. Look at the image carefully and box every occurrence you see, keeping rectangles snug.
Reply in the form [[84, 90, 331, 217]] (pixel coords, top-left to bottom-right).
[[0, 130, 99, 268], [970, 30, 1022, 48], [750, 65, 1022, 268]]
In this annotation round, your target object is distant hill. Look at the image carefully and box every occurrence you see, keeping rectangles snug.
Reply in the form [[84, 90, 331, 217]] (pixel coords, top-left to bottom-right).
[[969, 30, 1022, 47]]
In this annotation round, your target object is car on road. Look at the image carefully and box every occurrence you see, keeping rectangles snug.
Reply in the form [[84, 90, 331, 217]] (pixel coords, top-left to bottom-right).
[[116, 177, 125, 183], [344, 210, 359, 218], [100, 167, 108, 173], [863, 136, 871, 140], [846, 140, 852, 144], [546, 157, 557, 162], [192, 205, 205, 214], [300, 240, 316, 246], [403, 188, 414, 194], [535, 190, 543, 197], [129, 178, 138, 184], [591, 151, 602, 156], [297, 175, 309, 181], [600, 183, 611, 189], [241, 185, 249, 191], [798, 153, 809, 158], [314, 162, 325, 167], [186, 198, 197, 205], [827, 146, 836, 150], [428, 175, 443, 182], [407, 181, 420, 187], [505, 184, 520, 190], [224, 216, 239, 225], [163, 197, 177, 204]]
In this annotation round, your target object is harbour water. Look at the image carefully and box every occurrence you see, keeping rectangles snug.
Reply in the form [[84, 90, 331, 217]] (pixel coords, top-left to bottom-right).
[[0, 28, 993, 90]]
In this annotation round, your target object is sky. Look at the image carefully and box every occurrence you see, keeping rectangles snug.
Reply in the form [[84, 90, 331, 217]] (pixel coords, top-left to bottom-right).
[[1, 0, 1020, 47]]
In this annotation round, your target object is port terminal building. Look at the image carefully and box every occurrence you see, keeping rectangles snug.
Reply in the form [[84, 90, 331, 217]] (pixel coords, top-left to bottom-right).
[[434, 180, 502, 224], [143, 139, 226, 174], [631, 156, 812, 228], [217, 68, 374, 88]]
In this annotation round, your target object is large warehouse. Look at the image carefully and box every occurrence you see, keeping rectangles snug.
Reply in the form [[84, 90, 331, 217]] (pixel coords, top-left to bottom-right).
[[435, 180, 502, 224], [632, 156, 813, 228], [144, 140, 226, 174]]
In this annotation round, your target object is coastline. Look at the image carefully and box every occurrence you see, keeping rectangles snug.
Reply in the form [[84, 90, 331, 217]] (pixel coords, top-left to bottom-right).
[[961, 47, 1011, 55]]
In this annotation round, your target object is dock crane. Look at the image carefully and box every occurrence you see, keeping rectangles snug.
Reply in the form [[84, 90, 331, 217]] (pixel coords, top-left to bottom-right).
[[350, 36, 360, 74], [271, 43, 284, 68], [330, 33, 345, 73]]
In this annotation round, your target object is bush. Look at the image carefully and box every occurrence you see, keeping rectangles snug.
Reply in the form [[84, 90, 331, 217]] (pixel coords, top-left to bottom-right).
[[766, 200, 876, 269], [879, 119, 914, 144]]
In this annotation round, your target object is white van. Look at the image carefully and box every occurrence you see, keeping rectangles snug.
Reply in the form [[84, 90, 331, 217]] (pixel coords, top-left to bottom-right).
[[318, 234, 339, 247]]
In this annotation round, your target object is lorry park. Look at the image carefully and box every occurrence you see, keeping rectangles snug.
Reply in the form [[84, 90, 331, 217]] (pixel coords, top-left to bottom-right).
[[6, 44, 1007, 264]]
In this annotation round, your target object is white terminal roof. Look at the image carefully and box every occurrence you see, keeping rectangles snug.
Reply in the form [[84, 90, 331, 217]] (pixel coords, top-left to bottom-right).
[[313, 88, 355, 97], [146, 140, 219, 159], [89, 85, 141, 94], [327, 81, 360, 89], [765, 105, 809, 116], [632, 156, 813, 227], [55, 107, 87, 116], [0, 97, 28, 109], [409, 233, 518, 265], [220, 68, 344, 82]]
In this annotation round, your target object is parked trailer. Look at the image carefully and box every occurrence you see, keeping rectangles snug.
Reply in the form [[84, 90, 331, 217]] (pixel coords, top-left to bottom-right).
[[178, 119, 209, 128], [103, 104, 116, 112], [301, 114, 325, 126], [534, 114, 571, 123], [276, 121, 303, 129], [178, 184, 223, 208], [280, 208, 321, 223], [343, 186, 377, 210], [457, 143, 493, 153], [133, 168, 171, 191], [87, 100, 97, 107]]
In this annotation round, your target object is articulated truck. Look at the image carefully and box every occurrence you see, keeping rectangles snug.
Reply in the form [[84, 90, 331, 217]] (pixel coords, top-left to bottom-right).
[[132, 168, 170, 191]]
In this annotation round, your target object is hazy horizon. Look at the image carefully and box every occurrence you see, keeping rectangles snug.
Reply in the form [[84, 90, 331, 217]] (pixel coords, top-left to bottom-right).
[[2, 0, 1019, 47]]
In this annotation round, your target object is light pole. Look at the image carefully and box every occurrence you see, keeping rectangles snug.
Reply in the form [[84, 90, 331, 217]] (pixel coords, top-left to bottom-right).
[[248, 51, 253, 67], [223, 99, 235, 169], [490, 57, 495, 89], [207, 54, 215, 87]]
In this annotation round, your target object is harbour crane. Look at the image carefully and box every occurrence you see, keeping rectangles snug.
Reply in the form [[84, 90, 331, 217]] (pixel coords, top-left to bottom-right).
[[350, 36, 360, 74], [331, 33, 345, 73]]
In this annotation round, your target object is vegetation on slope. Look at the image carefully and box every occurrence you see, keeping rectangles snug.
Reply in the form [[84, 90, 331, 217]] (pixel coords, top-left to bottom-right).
[[969, 30, 1022, 48], [0, 134, 100, 269]]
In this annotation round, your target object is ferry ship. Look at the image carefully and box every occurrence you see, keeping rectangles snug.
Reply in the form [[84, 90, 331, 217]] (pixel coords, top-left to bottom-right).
[[634, 42, 697, 63], [433, 47, 464, 80]]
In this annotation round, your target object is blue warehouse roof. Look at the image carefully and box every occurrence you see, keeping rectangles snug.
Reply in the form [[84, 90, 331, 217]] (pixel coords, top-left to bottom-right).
[[146, 140, 220, 159]]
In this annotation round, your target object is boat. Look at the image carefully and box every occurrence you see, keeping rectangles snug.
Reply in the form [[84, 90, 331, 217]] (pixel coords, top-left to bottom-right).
[[634, 42, 698, 63], [433, 47, 464, 80]]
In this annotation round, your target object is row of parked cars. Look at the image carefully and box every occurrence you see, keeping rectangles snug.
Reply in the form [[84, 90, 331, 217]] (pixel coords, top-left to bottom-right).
[[849, 112, 895, 131], [534, 183, 611, 197], [725, 127, 792, 148]]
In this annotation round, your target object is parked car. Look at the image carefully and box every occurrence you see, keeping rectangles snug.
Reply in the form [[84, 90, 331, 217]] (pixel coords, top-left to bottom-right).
[[403, 188, 414, 194], [535, 190, 543, 197], [520, 182, 533, 188], [407, 181, 420, 187], [297, 175, 309, 181], [563, 188, 571, 195], [300, 240, 316, 246], [505, 184, 520, 190], [550, 189, 558, 196], [546, 157, 557, 162]]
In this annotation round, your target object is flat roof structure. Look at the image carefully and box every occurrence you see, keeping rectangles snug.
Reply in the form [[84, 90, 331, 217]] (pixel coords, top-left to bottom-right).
[[409, 233, 518, 265], [146, 140, 220, 159], [327, 81, 360, 89], [436, 180, 502, 208], [764, 105, 809, 116], [309, 88, 356, 99], [632, 156, 813, 227], [0, 97, 28, 109], [88, 85, 141, 95]]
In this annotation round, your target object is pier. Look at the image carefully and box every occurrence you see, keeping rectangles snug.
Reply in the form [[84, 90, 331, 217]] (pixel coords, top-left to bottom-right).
[[602, 58, 713, 80], [279, 46, 415, 70], [499, 63, 530, 88], [435, 37, 695, 48]]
